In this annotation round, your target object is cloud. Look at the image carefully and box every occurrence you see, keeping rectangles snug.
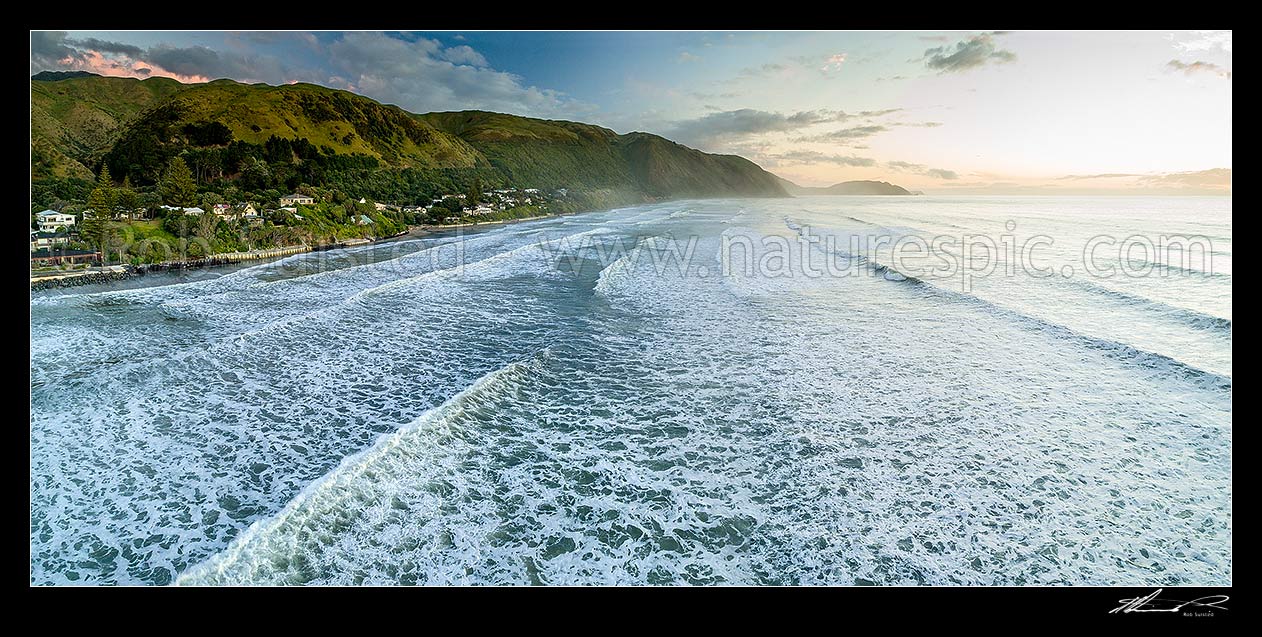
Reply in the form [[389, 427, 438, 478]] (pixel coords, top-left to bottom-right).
[[735, 63, 788, 79], [922, 32, 1016, 73], [796, 124, 888, 144], [1170, 31, 1232, 54], [923, 168, 959, 180], [146, 44, 297, 82], [664, 108, 854, 146], [441, 45, 489, 67], [855, 108, 902, 118], [887, 160, 959, 180], [67, 37, 145, 57], [821, 53, 846, 72], [323, 32, 585, 117], [30, 31, 83, 69], [29, 31, 591, 119], [1167, 59, 1231, 79], [774, 151, 877, 167], [678, 51, 702, 63], [794, 117, 938, 144]]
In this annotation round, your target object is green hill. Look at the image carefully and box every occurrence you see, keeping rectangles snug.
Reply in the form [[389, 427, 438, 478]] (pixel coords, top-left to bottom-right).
[[104, 81, 488, 184], [418, 111, 786, 197], [620, 133, 785, 197], [31, 74, 189, 179], [33, 76, 786, 204]]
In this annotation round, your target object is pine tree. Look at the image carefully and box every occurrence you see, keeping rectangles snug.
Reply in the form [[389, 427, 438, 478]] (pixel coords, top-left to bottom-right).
[[97, 164, 113, 188], [116, 175, 138, 218], [80, 207, 111, 264], [158, 156, 197, 207], [466, 177, 482, 206]]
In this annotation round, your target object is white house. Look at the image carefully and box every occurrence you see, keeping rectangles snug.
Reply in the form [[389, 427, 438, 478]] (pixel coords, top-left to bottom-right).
[[373, 202, 389, 212], [182, 207, 205, 216], [280, 193, 315, 206], [30, 230, 69, 251], [36, 210, 76, 232]]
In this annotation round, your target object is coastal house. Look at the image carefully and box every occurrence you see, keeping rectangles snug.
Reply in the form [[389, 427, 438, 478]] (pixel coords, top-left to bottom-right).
[[212, 203, 234, 218], [30, 231, 70, 251], [279, 206, 297, 213], [374, 202, 389, 212], [182, 207, 205, 216], [36, 210, 76, 232], [355, 214, 373, 225], [242, 213, 264, 227], [280, 193, 314, 206], [31, 248, 100, 267]]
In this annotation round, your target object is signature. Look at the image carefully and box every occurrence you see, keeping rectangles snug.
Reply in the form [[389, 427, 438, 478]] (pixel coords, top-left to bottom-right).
[[1110, 589, 1229, 614]]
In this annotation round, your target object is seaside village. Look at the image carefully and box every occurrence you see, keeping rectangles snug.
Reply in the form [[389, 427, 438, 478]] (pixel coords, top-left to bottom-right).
[[31, 186, 562, 270]]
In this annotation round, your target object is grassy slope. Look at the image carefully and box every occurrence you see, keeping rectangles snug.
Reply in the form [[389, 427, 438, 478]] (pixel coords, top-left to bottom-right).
[[420, 111, 787, 197], [417, 111, 636, 190], [620, 133, 786, 197], [122, 81, 487, 168], [38, 77, 787, 199], [31, 75, 189, 179]]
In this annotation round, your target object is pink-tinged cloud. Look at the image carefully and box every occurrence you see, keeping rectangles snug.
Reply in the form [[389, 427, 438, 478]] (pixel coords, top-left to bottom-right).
[[59, 49, 210, 83]]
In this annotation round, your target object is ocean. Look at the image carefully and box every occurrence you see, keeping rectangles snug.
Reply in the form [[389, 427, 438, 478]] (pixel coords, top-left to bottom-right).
[[29, 196, 1232, 585]]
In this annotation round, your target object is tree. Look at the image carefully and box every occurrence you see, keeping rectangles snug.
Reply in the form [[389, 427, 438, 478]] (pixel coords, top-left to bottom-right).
[[86, 165, 118, 219], [86, 185, 116, 222], [79, 208, 111, 265], [116, 176, 139, 218], [196, 211, 220, 250], [241, 157, 272, 191], [97, 164, 114, 188], [466, 177, 482, 205], [158, 156, 197, 207]]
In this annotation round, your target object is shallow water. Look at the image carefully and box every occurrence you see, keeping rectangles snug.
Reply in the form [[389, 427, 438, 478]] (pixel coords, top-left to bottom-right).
[[30, 196, 1231, 585]]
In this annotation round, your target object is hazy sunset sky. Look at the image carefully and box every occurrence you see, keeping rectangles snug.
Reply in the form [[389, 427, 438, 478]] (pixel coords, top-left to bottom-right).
[[31, 30, 1232, 194]]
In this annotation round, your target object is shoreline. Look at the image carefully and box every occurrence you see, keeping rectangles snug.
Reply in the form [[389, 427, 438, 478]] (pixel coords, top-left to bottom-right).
[[29, 211, 571, 292]]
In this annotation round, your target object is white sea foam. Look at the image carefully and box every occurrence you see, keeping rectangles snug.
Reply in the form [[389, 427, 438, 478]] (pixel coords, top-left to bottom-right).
[[31, 197, 1232, 586]]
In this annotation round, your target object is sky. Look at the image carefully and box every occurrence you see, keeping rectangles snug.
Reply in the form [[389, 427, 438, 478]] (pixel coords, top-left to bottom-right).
[[30, 30, 1232, 194]]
